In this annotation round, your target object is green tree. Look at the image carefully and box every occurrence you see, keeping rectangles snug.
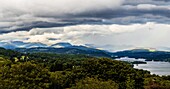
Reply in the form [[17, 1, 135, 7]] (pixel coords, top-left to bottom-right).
[[78, 58, 145, 89], [71, 77, 118, 89], [0, 62, 51, 89]]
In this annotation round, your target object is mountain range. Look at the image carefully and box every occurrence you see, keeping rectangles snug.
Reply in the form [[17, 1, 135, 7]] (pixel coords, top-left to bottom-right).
[[0, 41, 110, 58], [0, 41, 48, 49], [1, 41, 170, 61]]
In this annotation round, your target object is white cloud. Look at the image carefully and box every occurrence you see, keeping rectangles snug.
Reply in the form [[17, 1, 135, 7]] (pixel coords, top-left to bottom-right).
[[123, 4, 170, 10], [137, 4, 170, 10], [0, 0, 123, 16], [1, 22, 170, 51]]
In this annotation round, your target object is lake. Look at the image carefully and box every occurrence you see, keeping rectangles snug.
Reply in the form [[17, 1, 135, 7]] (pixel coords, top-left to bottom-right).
[[134, 61, 170, 76]]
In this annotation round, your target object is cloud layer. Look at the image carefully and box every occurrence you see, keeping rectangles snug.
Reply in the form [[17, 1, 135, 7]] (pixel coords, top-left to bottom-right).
[[0, 0, 170, 33], [1, 22, 170, 51], [0, 0, 170, 51], [0, 0, 124, 33]]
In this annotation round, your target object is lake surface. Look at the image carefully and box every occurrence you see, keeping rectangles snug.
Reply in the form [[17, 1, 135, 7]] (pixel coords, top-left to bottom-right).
[[134, 61, 170, 76]]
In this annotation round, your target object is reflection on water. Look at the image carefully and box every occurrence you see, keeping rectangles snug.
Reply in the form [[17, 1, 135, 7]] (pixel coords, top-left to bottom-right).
[[134, 61, 170, 76]]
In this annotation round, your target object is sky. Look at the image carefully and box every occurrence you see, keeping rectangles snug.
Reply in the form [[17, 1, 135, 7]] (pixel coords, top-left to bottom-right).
[[0, 0, 170, 51]]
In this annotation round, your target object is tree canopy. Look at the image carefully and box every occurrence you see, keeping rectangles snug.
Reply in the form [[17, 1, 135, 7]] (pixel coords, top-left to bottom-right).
[[0, 48, 170, 89]]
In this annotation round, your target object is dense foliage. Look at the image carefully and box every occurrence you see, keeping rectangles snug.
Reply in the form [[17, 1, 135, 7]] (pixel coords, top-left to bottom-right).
[[0, 47, 170, 89], [0, 62, 50, 89]]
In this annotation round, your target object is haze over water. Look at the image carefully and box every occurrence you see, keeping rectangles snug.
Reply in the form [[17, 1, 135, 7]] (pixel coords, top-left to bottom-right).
[[134, 61, 170, 76]]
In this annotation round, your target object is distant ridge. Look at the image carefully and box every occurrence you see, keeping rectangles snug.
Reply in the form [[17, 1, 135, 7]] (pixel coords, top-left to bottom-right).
[[1, 41, 170, 62], [15, 47, 112, 58], [0, 41, 47, 49]]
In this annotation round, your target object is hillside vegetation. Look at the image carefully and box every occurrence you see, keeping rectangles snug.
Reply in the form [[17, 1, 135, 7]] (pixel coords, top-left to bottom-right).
[[0, 47, 170, 89]]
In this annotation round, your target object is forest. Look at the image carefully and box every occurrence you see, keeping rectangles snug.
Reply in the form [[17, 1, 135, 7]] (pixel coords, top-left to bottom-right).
[[0, 47, 170, 89]]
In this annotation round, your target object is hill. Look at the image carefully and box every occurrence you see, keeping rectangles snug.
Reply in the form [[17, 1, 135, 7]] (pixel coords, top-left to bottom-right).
[[15, 46, 111, 58], [2, 41, 170, 62], [112, 49, 170, 62], [0, 47, 170, 89], [14, 47, 170, 62]]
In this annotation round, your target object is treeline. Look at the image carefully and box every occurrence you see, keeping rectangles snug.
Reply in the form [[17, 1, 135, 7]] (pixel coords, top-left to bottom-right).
[[0, 48, 170, 89], [113, 49, 170, 62]]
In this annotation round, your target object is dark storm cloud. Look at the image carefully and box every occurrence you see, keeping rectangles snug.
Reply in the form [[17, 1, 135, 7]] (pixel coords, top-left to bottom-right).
[[73, 4, 170, 24], [0, 19, 105, 33], [153, 0, 170, 2], [0, 0, 124, 33], [0, 0, 170, 34]]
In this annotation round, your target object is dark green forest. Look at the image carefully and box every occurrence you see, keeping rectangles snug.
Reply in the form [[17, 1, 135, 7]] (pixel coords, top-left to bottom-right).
[[0, 47, 170, 89]]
